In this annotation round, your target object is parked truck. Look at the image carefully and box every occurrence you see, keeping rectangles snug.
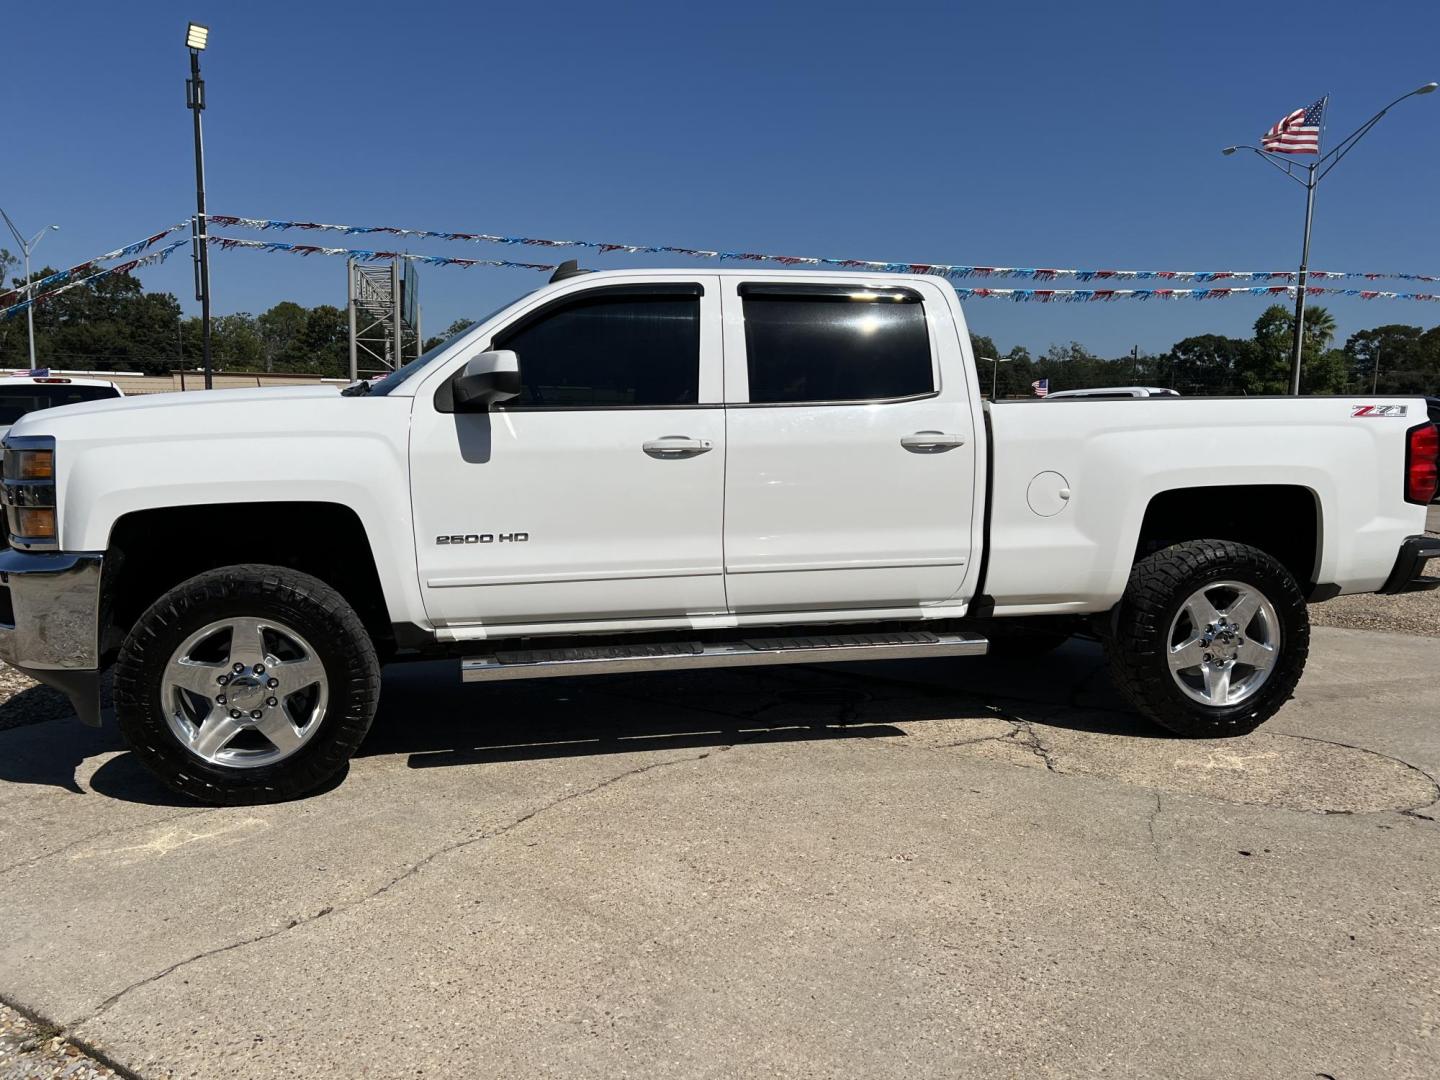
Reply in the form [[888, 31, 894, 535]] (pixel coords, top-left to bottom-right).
[[3, 265, 1437, 803]]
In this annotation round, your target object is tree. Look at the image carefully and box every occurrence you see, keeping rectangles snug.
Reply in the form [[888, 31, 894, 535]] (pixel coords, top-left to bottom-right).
[[257, 301, 309, 372], [1303, 306, 1337, 351], [1238, 304, 1345, 394], [1164, 334, 1252, 395], [1239, 305, 1295, 395], [422, 317, 477, 353], [1342, 324, 1435, 394], [210, 313, 265, 371]]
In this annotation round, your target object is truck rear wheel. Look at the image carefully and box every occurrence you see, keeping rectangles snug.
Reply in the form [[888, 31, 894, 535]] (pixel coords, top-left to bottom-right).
[[114, 565, 381, 805], [1104, 540, 1308, 737]]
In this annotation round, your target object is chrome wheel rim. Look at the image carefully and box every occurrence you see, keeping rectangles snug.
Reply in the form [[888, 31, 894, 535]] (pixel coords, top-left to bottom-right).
[[162, 616, 329, 768], [1166, 580, 1280, 708]]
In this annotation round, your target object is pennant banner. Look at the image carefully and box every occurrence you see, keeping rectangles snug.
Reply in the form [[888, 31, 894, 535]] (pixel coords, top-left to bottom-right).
[[207, 214, 1439, 285], [207, 235, 1440, 304], [0, 239, 189, 322], [206, 235, 556, 272], [0, 221, 191, 309], [951, 286, 1440, 303]]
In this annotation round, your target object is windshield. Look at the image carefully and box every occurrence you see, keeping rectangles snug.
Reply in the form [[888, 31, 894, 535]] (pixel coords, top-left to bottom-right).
[[368, 292, 534, 396], [0, 384, 121, 425]]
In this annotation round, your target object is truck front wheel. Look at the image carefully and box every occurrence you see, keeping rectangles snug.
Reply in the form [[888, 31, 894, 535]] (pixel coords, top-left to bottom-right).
[[114, 565, 381, 805], [1104, 540, 1309, 737]]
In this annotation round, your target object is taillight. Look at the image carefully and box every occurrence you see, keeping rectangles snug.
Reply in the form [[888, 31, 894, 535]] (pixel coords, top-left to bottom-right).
[[1405, 422, 1439, 504]]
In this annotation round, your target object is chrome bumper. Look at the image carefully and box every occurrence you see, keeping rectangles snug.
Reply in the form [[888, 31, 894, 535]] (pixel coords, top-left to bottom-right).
[[0, 548, 105, 726]]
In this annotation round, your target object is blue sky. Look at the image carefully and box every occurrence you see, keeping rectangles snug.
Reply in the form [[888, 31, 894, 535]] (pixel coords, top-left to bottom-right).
[[5, 0, 1438, 358]]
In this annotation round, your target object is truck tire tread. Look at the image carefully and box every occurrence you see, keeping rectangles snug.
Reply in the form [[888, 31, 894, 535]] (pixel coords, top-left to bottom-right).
[[113, 564, 381, 805], [1104, 539, 1309, 738]]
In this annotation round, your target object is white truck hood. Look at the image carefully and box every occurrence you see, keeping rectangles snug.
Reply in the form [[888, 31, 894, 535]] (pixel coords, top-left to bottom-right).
[[5, 385, 351, 442]]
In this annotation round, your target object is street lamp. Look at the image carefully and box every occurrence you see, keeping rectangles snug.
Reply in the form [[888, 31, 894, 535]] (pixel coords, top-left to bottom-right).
[[980, 355, 1012, 400], [0, 210, 60, 371], [1223, 82, 1437, 396], [185, 21, 214, 390]]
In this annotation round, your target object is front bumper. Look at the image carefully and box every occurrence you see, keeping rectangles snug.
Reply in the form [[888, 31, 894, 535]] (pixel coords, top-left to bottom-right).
[[0, 548, 105, 726], [1377, 535, 1440, 595]]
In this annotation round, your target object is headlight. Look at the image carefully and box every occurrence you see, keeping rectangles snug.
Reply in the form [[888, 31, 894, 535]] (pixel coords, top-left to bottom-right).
[[2, 438, 58, 550]]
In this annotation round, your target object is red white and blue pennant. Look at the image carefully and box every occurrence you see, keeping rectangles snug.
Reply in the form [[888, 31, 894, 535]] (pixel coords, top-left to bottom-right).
[[207, 214, 1440, 285]]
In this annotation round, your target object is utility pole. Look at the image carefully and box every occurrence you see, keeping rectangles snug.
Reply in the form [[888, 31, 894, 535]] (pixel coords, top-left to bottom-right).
[[1131, 345, 1140, 381], [981, 356, 1011, 400], [185, 23, 214, 390], [1289, 156, 1318, 396], [1372, 343, 1382, 394], [0, 209, 60, 370], [1223, 83, 1436, 395]]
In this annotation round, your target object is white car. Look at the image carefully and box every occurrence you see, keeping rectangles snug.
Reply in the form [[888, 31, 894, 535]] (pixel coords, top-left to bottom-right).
[[1045, 386, 1180, 399], [0, 373, 123, 440], [2, 267, 1436, 803]]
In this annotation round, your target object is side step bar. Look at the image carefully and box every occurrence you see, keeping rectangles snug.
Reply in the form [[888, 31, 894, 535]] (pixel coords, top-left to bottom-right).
[[462, 629, 988, 683]]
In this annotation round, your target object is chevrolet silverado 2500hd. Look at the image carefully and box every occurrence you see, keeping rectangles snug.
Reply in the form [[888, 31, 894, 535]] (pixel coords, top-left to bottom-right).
[[2, 266, 1437, 803]]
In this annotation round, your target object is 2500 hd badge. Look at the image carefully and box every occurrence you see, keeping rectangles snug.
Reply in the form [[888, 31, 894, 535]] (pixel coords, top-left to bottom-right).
[[436, 532, 530, 544]]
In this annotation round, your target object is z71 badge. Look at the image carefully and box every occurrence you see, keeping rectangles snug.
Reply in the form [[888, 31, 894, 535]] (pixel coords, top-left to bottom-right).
[[1351, 404, 1408, 418]]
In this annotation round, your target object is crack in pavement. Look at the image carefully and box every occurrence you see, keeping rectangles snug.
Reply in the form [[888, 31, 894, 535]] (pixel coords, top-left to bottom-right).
[[997, 713, 1059, 772], [781, 660, 1440, 816], [1268, 731, 1440, 816], [0, 807, 215, 879], [66, 746, 727, 1032], [1147, 790, 1164, 860]]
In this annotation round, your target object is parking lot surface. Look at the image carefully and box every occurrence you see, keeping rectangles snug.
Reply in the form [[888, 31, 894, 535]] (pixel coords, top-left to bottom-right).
[[1, 627, 1437, 1079]]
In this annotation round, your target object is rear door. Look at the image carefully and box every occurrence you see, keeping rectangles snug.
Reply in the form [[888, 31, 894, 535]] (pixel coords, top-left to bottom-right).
[[410, 277, 727, 628], [720, 279, 978, 613]]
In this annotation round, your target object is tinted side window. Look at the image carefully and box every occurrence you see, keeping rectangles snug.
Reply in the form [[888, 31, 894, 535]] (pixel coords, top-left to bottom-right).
[[494, 291, 700, 408], [741, 288, 933, 404]]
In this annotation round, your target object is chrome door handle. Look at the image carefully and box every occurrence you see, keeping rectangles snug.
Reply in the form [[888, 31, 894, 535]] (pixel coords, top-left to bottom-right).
[[643, 436, 714, 458], [901, 431, 966, 452]]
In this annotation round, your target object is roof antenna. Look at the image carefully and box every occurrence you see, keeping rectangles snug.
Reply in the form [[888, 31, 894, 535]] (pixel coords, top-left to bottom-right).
[[549, 259, 593, 283]]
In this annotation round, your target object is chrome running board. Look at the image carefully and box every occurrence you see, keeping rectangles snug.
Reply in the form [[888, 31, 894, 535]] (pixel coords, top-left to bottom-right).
[[462, 630, 988, 683]]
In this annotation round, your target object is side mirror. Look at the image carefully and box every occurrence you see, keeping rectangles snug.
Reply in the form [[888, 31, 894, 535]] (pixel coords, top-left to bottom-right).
[[453, 350, 521, 412]]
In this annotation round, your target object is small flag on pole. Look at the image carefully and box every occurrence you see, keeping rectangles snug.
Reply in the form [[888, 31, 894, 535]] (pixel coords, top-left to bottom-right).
[[1261, 98, 1326, 155], [1031, 378, 1050, 398]]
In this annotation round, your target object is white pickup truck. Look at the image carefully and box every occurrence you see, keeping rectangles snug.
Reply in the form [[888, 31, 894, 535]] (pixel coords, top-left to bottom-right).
[[3, 265, 1437, 803]]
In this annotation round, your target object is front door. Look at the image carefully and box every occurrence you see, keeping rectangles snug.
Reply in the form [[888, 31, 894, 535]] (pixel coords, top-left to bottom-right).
[[410, 278, 727, 629], [720, 279, 978, 613]]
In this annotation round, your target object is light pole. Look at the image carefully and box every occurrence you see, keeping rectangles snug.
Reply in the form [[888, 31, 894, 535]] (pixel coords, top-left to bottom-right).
[[0, 210, 60, 370], [980, 355, 1011, 399], [1223, 82, 1437, 396], [185, 21, 214, 390]]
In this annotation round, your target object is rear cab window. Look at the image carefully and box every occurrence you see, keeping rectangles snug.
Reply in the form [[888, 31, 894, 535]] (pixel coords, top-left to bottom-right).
[[738, 283, 934, 405]]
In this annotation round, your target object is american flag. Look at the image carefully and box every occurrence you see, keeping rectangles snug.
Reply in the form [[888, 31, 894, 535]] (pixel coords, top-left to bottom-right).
[[1032, 378, 1049, 398], [1261, 98, 1326, 155]]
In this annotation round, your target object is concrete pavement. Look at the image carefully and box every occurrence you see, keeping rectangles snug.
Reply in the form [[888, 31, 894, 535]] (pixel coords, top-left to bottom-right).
[[1, 627, 1437, 1078]]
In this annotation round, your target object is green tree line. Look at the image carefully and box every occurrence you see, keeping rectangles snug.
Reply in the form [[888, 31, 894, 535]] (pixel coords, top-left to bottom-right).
[[976, 305, 1440, 398], [0, 254, 348, 375], [4, 252, 1440, 395]]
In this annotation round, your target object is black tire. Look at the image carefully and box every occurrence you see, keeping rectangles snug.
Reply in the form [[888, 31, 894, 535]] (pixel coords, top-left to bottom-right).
[[1104, 540, 1308, 737], [114, 564, 381, 805]]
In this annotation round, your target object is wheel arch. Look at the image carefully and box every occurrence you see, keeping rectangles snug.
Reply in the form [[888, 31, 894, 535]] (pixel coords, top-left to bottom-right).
[[1133, 484, 1322, 590], [102, 502, 393, 658]]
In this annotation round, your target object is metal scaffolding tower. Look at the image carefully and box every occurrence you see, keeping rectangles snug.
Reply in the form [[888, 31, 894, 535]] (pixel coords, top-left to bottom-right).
[[347, 259, 422, 380]]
